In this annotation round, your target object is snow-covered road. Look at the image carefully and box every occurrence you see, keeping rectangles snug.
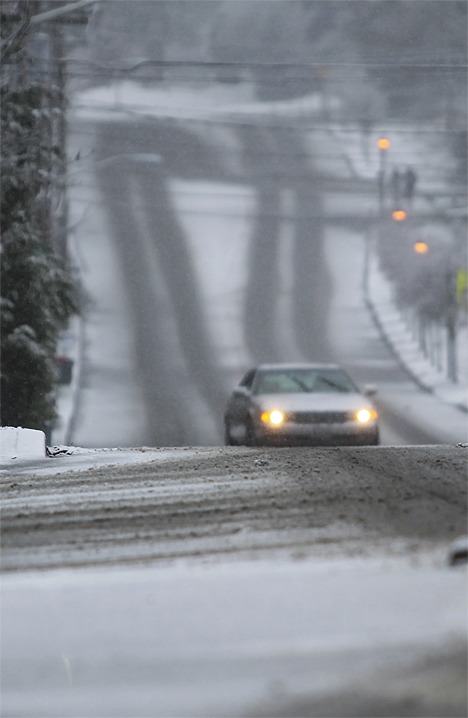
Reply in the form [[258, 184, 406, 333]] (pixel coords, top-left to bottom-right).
[[3, 557, 466, 718], [3, 445, 466, 569], [62, 80, 467, 448], [2, 444, 467, 716]]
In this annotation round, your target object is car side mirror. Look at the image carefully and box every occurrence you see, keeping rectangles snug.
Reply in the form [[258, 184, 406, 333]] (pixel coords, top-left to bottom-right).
[[363, 384, 378, 397], [234, 386, 249, 396]]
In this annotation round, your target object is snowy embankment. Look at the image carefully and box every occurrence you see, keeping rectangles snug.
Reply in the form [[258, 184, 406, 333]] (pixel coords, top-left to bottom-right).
[[0, 427, 45, 461], [330, 128, 468, 411], [0, 430, 211, 474], [367, 254, 468, 411]]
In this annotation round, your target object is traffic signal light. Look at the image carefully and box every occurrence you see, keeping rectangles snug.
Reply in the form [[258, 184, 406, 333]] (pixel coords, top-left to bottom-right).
[[392, 209, 407, 221]]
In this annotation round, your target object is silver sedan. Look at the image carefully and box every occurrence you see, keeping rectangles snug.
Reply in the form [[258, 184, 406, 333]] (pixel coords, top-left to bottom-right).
[[224, 363, 379, 446]]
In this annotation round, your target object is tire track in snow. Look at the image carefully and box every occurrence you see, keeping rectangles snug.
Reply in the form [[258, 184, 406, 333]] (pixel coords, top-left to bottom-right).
[[95, 121, 221, 444]]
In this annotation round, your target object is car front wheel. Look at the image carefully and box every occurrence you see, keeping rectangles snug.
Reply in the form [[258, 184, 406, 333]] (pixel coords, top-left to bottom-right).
[[245, 418, 258, 447], [224, 422, 237, 446]]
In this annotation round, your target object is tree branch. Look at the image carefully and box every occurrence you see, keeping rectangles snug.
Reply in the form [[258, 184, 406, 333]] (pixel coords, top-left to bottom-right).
[[0, 1, 32, 65]]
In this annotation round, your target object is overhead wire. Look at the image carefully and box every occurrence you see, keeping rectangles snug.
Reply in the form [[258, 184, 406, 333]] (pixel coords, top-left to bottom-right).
[[68, 105, 468, 134]]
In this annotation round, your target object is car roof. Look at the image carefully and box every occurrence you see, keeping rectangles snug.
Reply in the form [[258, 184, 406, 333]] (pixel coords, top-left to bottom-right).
[[255, 363, 343, 371]]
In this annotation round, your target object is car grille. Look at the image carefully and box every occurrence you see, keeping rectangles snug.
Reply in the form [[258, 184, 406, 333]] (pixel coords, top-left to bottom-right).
[[289, 411, 353, 424]]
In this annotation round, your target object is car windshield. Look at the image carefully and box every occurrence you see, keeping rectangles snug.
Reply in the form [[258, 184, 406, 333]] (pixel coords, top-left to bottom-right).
[[253, 369, 357, 395]]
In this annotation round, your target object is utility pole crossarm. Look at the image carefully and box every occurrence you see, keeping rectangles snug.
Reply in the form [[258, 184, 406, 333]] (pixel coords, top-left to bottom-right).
[[30, 0, 97, 25], [0, 0, 96, 62]]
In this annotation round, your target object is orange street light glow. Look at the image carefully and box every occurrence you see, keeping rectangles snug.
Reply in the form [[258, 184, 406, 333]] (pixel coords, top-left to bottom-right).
[[377, 137, 391, 151], [392, 209, 407, 221], [414, 241, 429, 254]]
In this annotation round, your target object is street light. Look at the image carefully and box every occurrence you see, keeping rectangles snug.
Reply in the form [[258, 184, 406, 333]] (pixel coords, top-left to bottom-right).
[[392, 209, 407, 222], [377, 137, 391, 151], [413, 240, 429, 254], [377, 136, 391, 214]]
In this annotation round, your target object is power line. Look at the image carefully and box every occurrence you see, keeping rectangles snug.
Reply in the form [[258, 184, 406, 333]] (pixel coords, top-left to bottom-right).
[[59, 57, 468, 71], [23, 63, 468, 81], [70, 105, 468, 134]]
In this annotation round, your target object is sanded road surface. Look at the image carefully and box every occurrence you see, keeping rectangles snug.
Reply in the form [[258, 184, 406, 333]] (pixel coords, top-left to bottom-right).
[[2, 445, 466, 571], [1, 446, 467, 718]]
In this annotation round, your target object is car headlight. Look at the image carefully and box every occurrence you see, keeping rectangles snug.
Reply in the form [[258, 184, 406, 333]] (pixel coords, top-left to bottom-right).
[[260, 409, 286, 427], [355, 408, 378, 425]]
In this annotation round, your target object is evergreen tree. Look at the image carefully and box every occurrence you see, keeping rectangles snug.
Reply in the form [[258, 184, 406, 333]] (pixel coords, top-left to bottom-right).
[[1, 3, 78, 431]]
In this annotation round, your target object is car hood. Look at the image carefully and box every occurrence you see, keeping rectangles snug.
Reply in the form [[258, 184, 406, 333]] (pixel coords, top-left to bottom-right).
[[252, 392, 373, 412]]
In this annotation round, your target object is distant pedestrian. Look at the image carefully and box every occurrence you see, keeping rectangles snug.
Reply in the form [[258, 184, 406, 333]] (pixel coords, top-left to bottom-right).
[[403, 166, 417, 204], [390, 167, 402, 204]]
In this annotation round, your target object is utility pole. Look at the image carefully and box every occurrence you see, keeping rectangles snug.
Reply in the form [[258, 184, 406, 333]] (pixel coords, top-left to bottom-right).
[[446, 267, 458, 383], [376, 136, 391, 217], [49, 15, 67, 258], [46, 1, 88, 257]]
